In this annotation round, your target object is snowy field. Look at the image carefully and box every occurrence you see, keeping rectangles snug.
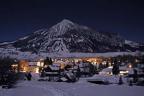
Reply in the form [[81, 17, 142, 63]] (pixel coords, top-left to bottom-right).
[[0, 47, 144, 60], [0, 75, 144, 96]]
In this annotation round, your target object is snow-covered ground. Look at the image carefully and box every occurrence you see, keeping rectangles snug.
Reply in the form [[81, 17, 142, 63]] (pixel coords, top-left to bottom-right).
[[0, 47, 144, 61], [0, 74, 144, 96]]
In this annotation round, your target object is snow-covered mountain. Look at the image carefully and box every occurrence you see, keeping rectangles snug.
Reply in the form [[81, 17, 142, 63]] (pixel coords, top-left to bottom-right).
[[0, 19, 144, 53], [125, 40, 139, 47]]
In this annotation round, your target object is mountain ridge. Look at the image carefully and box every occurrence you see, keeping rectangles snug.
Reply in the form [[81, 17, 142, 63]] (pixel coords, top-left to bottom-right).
[[0, 19, 144, 53]]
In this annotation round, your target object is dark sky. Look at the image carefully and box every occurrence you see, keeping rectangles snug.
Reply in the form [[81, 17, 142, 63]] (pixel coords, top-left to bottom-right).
[[0, 0, 144, 42]]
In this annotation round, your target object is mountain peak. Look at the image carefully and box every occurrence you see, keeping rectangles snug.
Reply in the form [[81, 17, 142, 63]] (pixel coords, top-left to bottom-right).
[[60, 19, 74, 24], [49, 19, 76, 36], [57, 19, 75, 27]]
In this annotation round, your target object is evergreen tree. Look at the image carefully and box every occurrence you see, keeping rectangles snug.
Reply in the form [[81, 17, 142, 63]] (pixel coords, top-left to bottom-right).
[[118, 75, 123, 85], [0, 57, 15, 73], [44, 57, 53, 66], [0, 57, 18, 87], [112, 59, 119, 75], [89, 63, 96, 76], [106, 61, 109, 68], [133, 69, 138, 83], [41, 57, 53, 77]]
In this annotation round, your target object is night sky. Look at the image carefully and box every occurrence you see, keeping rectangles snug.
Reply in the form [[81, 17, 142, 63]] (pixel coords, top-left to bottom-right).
[[0, 0, 144, 42]]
